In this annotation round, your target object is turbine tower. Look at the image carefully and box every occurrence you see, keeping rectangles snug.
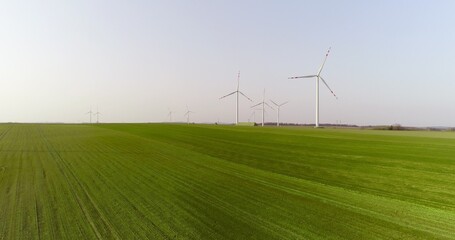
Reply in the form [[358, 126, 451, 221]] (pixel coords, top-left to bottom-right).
[[86, 107, 93, 124], [288, 47, 338, 127], [184, 106, 195, 124], [270, 100, 288, 126], [220, 71, 253, 125], [251, 89, 274, 127]]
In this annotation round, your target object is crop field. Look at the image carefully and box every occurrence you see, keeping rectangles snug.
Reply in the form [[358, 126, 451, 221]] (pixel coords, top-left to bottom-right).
[[0, 124, 454, 239]]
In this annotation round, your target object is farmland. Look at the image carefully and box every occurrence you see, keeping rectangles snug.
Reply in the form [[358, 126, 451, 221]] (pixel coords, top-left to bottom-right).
[[0, 124, 454, 239]]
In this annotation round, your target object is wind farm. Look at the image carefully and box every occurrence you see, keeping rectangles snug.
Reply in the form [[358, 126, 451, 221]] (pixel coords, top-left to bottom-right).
[[1, 61, 452, 239], [2, 47, 454, 240], [2, 1, 455, 240]]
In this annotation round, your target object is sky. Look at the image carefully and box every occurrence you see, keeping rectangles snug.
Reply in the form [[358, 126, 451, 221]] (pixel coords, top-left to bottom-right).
[[1, 1, 455, 126]]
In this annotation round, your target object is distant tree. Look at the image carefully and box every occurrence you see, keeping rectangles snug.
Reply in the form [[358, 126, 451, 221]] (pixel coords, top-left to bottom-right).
[[389, 124, 403, 130]]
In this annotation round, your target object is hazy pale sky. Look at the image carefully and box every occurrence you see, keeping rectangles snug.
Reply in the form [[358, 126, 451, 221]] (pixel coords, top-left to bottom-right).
[[1, 1, 455, 126]]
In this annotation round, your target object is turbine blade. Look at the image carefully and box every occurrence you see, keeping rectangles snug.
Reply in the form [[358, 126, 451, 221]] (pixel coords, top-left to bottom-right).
[[239, 91, 253, 102], [251, 102, 262, 108], [219, 91, 236, 99], [319, 76, 338, 99], [280, 101, 289, 106], [288, 75, 317, 79], [265, 102, 275, 110], [269, 100, 279, 106], [317, 47, 331, 75]]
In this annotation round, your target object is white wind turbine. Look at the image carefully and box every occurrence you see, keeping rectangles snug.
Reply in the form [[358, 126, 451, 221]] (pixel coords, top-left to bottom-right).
[[248, 108, 261, 123], [94, 107, 101, 124], [184, 106, 195, 124], [270, 100, 288, 126], [220, 71, 253, 125], [248, 111, 254, 123], [251, 89, 274, 127], [86, 107, 93, 124], [288, 47, 338, 128], [167, 108, 174, 122]]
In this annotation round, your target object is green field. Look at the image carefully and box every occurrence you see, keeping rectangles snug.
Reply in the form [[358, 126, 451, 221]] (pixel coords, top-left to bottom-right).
[[0, 124, 454, 239]]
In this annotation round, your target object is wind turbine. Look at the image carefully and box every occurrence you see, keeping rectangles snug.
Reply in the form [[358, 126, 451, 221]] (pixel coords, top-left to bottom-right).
[[220, 71, 253, 125], [184, 106, 195, 124], [86, 107, 93, 124], [288, 47, 338, 128], [248, 108, 261, 123], [248, 111, 255, 123], [94, 107, 101, 124], [251, 89, 274, 127], [167, 108, 174, 122], [270, 100, 288, 126]]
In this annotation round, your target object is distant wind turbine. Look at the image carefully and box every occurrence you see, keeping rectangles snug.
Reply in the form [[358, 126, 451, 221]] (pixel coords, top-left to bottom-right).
[[94, 107, 101, 124], [86, 107, 93, 124], [248, 111, 254, 123], [288, 47, 338, 128], [270, 100, 288, 126], [167, 108, 174, 122], [220, 71, 253, 125], [184, 106, 195, 124], [248, 108, 261, 123], [251, 89, 274, 127]]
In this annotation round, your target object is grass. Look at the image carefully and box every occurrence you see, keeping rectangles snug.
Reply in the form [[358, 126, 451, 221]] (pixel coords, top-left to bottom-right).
[[0, 123, 454, 239]]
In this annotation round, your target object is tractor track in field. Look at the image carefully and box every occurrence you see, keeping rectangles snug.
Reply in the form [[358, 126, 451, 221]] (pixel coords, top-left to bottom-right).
[[0, 126, 12, 239], [38, 129, 103, 239], [0, 167, 5, 184], [106, 154, 226, 239], [97, 144, 307, 239], [35, 127, 97, 239], [34, 196, 41, 240], [37, 126, 121, 240], [0, 125, 13, 154], [32, 155, 42, 240], [9, 155, 23, 239], [0, 125, 13, 140], [79, 156, 170, 239]]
